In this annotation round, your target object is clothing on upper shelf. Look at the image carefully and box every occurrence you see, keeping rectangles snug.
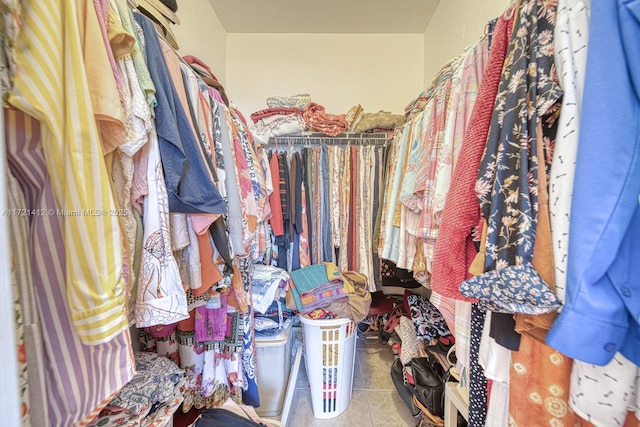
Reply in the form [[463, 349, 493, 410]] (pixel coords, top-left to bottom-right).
[[302, 102, 348, 136], [351, 111, 405, 133], [251, 111, 306, 145], [251, 107, 301, 123], [4, 0, 640, 425], [266, 93, 311, 110]]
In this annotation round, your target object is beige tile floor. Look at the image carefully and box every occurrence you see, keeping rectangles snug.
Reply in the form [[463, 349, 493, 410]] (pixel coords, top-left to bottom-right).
[[287, 332, 417, 427]]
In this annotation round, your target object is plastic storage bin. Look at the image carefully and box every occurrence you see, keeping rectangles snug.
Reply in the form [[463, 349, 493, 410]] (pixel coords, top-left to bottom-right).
[[255, 321, 294, 418], [299, 316, 357, 419]]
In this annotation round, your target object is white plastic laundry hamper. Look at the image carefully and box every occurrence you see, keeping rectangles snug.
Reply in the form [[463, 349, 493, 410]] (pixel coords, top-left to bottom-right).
[[299, 316, 357, 419]]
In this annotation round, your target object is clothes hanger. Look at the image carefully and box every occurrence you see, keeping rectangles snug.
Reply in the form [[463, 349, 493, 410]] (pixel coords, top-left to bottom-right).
[[503, 0, 518, 20]]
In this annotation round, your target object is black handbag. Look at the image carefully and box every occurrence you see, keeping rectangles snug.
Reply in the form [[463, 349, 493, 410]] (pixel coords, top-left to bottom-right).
[[390, 357, 421, 417], [195, 408, 269, 427], [410, 356, 446, 418]]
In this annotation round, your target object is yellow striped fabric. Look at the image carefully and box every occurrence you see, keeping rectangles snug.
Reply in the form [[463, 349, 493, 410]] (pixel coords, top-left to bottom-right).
[[9, 0, 127, 344]]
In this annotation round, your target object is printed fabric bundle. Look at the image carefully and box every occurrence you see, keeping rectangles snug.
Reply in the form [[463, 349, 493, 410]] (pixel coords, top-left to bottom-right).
[[406, 293, 452, 342], [302, 102, 348, 136], [250, 107, 301, 124], [87, 352, 186, 426], [250, 107, 306, 143], [459, 262, 561, 315], [322, 270, 372, 323], [266, 93, 312, 110], [351, 111, 405, 133], [288, 262, 348, 314]]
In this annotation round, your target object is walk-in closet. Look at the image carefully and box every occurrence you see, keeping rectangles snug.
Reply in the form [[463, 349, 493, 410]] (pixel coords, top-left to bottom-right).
[[1, 0, 639, 426]]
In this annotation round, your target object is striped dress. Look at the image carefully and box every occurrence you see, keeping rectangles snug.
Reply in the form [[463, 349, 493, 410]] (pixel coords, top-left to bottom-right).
[[7, 0, 136, 424]]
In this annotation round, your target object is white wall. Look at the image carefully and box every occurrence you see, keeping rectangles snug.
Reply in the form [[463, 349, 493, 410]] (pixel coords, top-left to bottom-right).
[[226, 33, 424, 117], [173, 0, 228, 85], [423, 0, 511, 85]]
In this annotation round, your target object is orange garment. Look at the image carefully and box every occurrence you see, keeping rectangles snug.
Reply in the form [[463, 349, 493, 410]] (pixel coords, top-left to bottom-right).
[[160, 39, 198, 141], [190, 232, 223, 297], [177, 309, 196, 332], [515, 121, 557, 341], [509, 335, 578, 426], [509, 121, 579, 426], [268, 153, 284, 236], [227, 263, 248, 313], [86, 0, 127, 153]]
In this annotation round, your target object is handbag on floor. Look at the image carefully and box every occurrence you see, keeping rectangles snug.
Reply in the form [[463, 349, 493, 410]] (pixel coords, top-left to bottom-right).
[[390, 357, 421, 417], [194, 408, 268, 427], [410, 356, 447, 419]]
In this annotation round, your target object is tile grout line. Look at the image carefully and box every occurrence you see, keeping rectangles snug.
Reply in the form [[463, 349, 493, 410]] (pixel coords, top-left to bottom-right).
[[365, 389, 376, 427], [359, 345, 376, 427]]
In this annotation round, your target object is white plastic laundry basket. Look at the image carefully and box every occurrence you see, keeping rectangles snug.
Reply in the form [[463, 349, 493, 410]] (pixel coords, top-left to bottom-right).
[[299, 316, 357, 419]]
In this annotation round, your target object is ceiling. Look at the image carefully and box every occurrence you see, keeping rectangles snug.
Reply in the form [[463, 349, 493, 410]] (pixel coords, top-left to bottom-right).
[[208, 0, 440, 33]]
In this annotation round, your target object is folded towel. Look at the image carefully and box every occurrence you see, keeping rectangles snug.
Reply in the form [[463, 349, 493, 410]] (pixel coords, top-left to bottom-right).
[[345, 104, 364, 131], [352, 111, 405, 133], [266, 93, 312, 110], [250, 107, 300, 124], [252, 114, 306, 144], [289, 262, 348, 313]]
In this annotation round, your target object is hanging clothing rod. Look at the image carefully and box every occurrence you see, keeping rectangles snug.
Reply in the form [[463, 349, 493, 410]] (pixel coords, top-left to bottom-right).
[[267, 132, 392, 147]]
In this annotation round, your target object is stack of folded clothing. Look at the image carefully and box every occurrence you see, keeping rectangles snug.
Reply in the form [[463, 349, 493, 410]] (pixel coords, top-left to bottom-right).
[[345, 104, 364, 130], [345, 104, 405, 133], [250, 94, 312, 143], [287, 262, 348, 314], [250, 107, 306, 143], [252, 264, 295, 336], [351, 110, 405, 133], [87, 352, 186, 427], [302, 102, 348, 136], [251, 264, 290, 314], [251, 107, 301, 124], [255, 300, 295, 336], [266, 93, 311, 110]]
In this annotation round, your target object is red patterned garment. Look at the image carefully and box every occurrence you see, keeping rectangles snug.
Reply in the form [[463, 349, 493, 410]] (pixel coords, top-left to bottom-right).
[[250, 107, 300, 124], [430, 8, 515, 301], [302, 102, 348, 136]]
